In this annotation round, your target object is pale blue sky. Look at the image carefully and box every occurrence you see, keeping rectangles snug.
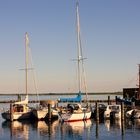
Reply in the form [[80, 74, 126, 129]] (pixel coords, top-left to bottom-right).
[[0, 0, 140, 93]]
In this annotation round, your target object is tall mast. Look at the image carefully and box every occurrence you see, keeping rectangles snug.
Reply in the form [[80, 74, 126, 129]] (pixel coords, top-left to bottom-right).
[[76, 0, 82, 93], [25, 32, 29, 96], [76, 0, 88, 100]]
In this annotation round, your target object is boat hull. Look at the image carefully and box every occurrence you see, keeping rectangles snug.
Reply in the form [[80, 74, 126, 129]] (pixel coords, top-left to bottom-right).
[[32, 108, 58, 120], [32, 109, 48, 120], [2, 111, 31, 121], [104, 105, 121, 120], [60, 111, 91, 122]]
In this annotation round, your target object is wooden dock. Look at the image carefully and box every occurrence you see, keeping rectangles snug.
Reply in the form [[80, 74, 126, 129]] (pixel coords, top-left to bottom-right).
[[0, 99, 116, 104]]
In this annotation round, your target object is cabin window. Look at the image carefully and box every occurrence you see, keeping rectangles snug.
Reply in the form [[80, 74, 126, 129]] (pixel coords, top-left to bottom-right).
[[67, 104, 79, 110], [16, 105, 24, 112]]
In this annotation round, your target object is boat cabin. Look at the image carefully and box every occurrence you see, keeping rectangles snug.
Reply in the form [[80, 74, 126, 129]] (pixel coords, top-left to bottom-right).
[[67, 103, 81, 110], [13, 104, 27, 113], [106, 105, 121, 112]]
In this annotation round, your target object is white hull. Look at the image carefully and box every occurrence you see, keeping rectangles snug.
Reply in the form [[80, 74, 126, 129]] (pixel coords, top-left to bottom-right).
[[104, 111, 121, 119], [32, 109, 48, 120], [126, 109, 140, 119], [32, 108, 58, 120], [126, 109, 134, 119], [60, 110, 91, 122], [104, 105, 121, 120]]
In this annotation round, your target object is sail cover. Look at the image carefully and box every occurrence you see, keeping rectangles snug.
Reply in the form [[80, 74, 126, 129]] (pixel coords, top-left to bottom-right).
[[59, 93, 82, 102]]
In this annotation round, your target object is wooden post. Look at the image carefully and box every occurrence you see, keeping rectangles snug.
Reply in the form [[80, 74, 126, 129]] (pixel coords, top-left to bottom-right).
[[48, 103, 51, 121], [56, 102, 58, 108], [115, 96, 117, 104], [10, 103, 13, 121], [121, 102, 125, 135], [96, 120, 99, 138], [131, 101, 135, 109], [48, 121, 52, 138], [17, 94, 21, 101], [96, 102, 99, 122], [108, 96, 110, 105], [121, 118, 125, 136], [10, 122, 13, 139], [121, 102, 124, 121]]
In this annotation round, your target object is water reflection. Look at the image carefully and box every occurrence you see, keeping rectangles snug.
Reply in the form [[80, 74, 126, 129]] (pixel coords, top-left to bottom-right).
[[2, 120, 29, 140], [125, 119, 140, 130], [2, 119, 60, 140], [60, 120, 92, 140], [66, 120, 92, 133], [1, 118, 140, 140], [104, 119, 122, 131], [32, 120, 59, 138]]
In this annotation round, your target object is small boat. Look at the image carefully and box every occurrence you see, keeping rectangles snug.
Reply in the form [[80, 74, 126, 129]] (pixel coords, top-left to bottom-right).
[[2, 95, 31, 121], [91, 104, 106, 118], [116, 96, 133, 105], [1, 33, 32, 121], [126, 109, 140, 119], [134, 110, 140, 119], [104, 105, 121, 119], [32, 100, 58, 120], [126, 109, 134, 119], [59, 103, 91, 122]]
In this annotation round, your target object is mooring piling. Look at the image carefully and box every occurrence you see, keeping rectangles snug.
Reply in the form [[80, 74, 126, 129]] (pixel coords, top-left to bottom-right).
[[48, 103, 52, 121], [10, 102, 13, 121], [95, 102, 99, 122]]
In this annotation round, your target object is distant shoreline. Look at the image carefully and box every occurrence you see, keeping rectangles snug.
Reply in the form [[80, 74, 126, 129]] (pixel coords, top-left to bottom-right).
[[0, 92, 123, 96]]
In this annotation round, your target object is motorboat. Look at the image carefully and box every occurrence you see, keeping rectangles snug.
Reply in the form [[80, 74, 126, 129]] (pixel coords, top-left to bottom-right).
[[104, 105, 121, 119], [126, 109, 140, 119]]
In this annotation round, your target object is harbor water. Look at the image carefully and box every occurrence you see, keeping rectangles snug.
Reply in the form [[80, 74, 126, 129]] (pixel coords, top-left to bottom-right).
[[0, 94, 140, 140]]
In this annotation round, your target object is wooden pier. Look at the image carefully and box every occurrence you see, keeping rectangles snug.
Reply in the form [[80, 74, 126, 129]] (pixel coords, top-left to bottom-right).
[[0, 99, 116, 104]]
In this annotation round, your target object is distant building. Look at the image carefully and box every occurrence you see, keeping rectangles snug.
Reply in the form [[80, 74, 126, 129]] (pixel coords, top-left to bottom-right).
[[123, 88, 139, 99]]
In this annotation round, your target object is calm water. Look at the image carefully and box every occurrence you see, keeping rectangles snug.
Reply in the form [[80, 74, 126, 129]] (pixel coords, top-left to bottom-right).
[[0, 94, 140, 140]]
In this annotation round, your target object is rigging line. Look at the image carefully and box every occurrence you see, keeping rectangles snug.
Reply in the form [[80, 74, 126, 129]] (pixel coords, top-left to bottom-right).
[[78, 21, 88, 101], [28, 46, 40, 105], [16, 66, 22, 100], [82, 60, 88, 101], [124, 73, 138, 87]]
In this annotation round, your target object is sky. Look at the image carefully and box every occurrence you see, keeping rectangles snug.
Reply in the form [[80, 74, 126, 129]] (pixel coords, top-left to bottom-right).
[[0, 0, 140, 94]]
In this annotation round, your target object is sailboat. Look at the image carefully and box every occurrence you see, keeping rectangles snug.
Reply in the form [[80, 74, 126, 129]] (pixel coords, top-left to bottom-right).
[[1, 32, 32, 121], [59, 1, 91, 122]]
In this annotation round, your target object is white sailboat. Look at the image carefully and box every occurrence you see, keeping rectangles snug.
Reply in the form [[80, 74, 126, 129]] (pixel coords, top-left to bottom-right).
[[2, 32, 32, 121], [59, 0, 91, 122]]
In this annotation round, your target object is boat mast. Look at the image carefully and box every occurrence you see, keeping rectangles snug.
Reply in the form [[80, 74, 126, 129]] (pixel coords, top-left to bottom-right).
[[25, 32, 29, 96], [76, 0, 88, 100], [76, 0, 82, 93]]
